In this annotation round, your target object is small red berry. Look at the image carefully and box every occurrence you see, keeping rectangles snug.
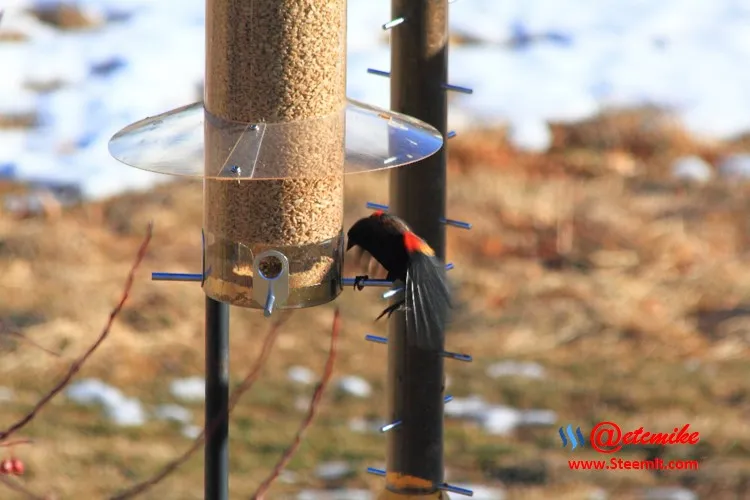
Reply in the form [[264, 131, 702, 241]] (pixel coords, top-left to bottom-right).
[[10, 458, 24, 475], [0, 459, 12, 474]]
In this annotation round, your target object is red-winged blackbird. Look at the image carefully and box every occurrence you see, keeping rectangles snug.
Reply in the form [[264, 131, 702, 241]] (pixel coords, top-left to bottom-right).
[[346, 210, 451, 351]]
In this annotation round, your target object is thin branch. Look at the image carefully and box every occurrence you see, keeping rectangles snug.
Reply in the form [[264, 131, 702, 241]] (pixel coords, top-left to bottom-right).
[[252, 307, 341, 500], [0, 438, 33, 448], [0, 223, 153, 443], [109, 311, 292, 500], [1, 324, 61, 358]]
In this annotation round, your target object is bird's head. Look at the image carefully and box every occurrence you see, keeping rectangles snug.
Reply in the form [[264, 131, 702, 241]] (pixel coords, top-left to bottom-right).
[[346, 211, 386, 251]]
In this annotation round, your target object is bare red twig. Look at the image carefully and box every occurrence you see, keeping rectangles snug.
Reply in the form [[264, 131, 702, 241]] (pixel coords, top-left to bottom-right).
[[0, 438, 32, 448], [109, 310, 292, 500], [1, 324, 61, 358], [0, 223, 153, 443], [252, 307, 341, 500]]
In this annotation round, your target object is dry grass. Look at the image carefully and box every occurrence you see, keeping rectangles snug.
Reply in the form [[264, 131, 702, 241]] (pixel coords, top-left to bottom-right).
[[2, 109, 750, 498]]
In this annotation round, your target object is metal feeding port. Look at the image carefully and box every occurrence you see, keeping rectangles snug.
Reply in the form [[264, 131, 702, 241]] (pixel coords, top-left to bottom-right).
[[251, 250, 290, 317]]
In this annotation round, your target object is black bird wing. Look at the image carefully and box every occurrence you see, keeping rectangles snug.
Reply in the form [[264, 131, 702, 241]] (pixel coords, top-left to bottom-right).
[[346, 212, 410, 280], [404, 251, 452, 351]]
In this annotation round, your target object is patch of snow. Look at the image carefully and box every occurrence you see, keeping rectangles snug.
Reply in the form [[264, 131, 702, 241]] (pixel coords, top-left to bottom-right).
[[671, 156, 713, 183], [450, 484, 506, 500], [506, 118, 553, 153], [279, 469, 299, 484], [294, 395, 311, 412], [314, 461, 352, 482], [297, 490, 371, 500], [66, 378, 145, 426], [348, 417, 387, 434], [444, 395, 489, 418], [589, 488, 608, 500], [67, 378, 127, 407], [104, 396, 146, 426], [522, 409, 558, 426], [486, 361, 546, 379], [288, 365, 315, 385], [444, 395, 557, 435], [480, 406, 524, 435], [336, 375, 372, 398], [643, 487, 698, 500], [0, 387, 14, 402], [718, 154, 750, 180], [169, 376, 205, 402], [181, 424, 202, 439], [154, 404, 192, 424]]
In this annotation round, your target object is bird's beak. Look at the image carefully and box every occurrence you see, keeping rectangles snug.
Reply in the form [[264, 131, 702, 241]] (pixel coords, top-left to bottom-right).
[[346, 239, 355, 251]]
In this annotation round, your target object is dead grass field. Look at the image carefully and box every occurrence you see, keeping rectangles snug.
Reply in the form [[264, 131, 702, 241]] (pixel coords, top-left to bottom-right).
[[2, 108, 750, 499]]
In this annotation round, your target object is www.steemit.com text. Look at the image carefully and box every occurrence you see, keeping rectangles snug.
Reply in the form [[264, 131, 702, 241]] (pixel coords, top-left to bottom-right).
[[569, 458, 699, 471]]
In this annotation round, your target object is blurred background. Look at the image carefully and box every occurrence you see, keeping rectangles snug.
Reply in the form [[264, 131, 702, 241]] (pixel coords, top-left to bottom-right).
[[2, 1, 750, 499]]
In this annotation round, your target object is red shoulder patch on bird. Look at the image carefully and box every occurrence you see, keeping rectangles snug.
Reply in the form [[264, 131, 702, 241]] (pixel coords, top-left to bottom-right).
[[372, 210, 385, 217], [403, 231, 435, 256]]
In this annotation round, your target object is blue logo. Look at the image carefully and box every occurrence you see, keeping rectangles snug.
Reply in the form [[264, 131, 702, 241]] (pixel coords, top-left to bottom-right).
[[559, 425, 586, 450]]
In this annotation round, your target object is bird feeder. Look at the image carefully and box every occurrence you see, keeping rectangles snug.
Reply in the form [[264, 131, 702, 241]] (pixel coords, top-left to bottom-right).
[[107, 0, 443, 315]]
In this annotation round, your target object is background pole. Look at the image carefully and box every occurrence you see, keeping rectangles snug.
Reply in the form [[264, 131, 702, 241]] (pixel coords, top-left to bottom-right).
[[384, 0, 450, 496], [204, 296, 230, 500]]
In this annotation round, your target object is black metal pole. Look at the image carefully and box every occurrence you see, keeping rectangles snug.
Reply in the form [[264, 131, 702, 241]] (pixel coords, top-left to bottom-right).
[[385, 0, 449, 495], [205, 296, 230, 500]]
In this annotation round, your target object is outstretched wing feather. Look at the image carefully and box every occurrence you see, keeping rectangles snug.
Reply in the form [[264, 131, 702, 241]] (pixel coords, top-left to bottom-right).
[[404, 253, 452, 350]]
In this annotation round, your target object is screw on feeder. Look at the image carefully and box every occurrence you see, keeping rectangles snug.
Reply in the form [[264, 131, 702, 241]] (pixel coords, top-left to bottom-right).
[[229, 164, 242, 184], [380, 395, 455, 432], [364, 335, 472, 362], [447, 131, 457, 139], [264, 286, 276, 318], [364, 202, 472, 230], [366, 468, 474, 497], [382, 17, 405, 30]]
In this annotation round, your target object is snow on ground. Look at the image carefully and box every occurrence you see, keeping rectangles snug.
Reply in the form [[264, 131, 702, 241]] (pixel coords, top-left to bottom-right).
[[1, 0, 750, 199], [67, 378, 147, 426]]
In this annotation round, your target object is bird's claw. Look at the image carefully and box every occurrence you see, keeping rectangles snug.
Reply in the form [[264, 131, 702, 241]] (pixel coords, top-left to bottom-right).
[[353, 275, 369, 291]]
